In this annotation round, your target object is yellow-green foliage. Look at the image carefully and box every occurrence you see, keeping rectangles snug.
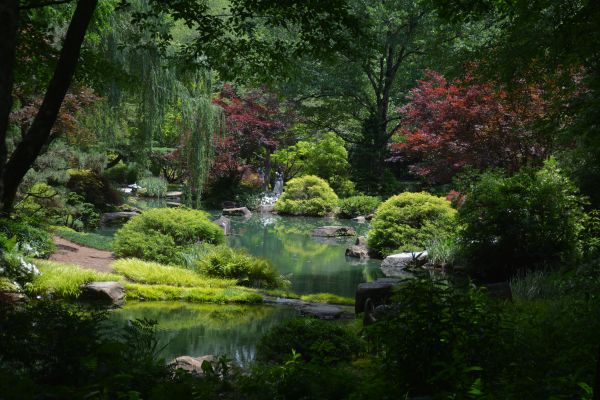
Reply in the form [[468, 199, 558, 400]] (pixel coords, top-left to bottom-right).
[[368, 192, 457, 256], [29, 260, 122, 298], [124, 283, 263, 304], [113, 208, 224, 263], [300, 293, 354, 305], [274, 175, 339, 216], [195, 245, 286, 289], [113, 258, 236, 288]]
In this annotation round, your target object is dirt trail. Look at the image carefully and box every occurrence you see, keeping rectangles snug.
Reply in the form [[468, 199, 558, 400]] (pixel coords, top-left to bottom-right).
[[50, 236, 115, 273]]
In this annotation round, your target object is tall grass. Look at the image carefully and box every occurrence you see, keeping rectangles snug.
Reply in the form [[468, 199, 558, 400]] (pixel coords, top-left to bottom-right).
[[137, 176, 168, 198], [124, 283, 263, 304], [113, 258, 236, 288], [29, 260, 122, 298]]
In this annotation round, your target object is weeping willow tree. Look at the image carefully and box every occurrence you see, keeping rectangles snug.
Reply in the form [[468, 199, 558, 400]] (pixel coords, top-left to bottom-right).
[[87, 1, 222, 208]]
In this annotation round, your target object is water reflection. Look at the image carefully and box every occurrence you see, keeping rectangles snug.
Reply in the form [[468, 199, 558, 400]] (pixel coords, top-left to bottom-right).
[[226, 214, 383, 297], [112, 302, 297, 364]]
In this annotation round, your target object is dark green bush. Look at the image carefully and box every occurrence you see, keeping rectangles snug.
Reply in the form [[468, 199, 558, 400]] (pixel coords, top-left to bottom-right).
[[367, 278, 501, 398], [274, 175, 339, 216], [66, 169, 122, 211], [103, 161, 139, 184], [459, 159, 584, 279], [113, 208, 224, 264], [368, 192, 457, 256], [193, 245, 286, 288], [338, 195, 381, 218], [257, 318, 363, 365]]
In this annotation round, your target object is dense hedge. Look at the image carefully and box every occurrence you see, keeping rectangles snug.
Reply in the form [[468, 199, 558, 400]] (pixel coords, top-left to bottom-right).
[[368, 192, 456, 256], [459, 159, 584, 279], [113, 208, 224, 264], [338, 195, 381, 218], [274, 175, 338, 216]]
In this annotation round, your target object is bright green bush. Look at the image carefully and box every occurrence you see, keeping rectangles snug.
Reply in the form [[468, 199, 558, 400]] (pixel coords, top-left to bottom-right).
[[338, 195, 381, 218], [113, 208, 224, 264], [367, 192, 456, 256], [257, 318, 364, 365], [274, 175, 338, 216], [194, 245, 286, 289], [458, 159, 584, 279]]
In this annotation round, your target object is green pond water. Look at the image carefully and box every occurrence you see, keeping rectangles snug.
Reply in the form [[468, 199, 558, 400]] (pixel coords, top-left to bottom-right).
[[110, 212, 382, 363]]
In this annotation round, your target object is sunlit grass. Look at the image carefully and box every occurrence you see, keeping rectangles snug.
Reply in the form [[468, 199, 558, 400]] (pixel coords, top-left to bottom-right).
[[29, 260, 122, 298], [300, 293, 354, 305], [113, 258, 237, 288]]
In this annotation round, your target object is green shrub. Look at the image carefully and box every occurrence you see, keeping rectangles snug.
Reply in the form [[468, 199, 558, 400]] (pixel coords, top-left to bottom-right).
[[66, 169, 121, 210], [257, 318, 363, 365], [274, 175, 338, 216], [137, 176, 168, 198], [113, 208, 224, 264], [0, 220, 54, 258], [338, 195, 381, 218], [103, 161, 139, 184], [458, 159, 584, 279], [113, 258, 236, 288], [124, 283, 263, 304], [367, 192, 456, 256], [367, 278, 501, 397], [194, 245, 286, 289]]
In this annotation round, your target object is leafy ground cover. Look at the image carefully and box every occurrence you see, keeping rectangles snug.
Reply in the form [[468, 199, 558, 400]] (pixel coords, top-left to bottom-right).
[[53, 227, 114, 251]]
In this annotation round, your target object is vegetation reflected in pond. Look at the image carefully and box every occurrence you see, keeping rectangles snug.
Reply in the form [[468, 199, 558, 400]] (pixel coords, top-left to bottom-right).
[[112, 302, 297, 364]]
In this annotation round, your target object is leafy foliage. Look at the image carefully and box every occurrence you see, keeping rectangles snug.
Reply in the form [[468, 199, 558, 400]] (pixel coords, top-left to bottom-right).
[[257, 318, 363, 365], [338, 195, 381, 218], [391, 71, 551, 183], [66, 169, 122, 211], [274, 175, 339, 216], [0, 220, 54, 258], [458, 159, 584, 279], [113, 208, 224, 264], [368, 192, 457, 256]]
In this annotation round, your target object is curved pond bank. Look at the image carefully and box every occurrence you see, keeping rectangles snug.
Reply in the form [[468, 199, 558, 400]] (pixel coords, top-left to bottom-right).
[[111, 213, 382, 363]]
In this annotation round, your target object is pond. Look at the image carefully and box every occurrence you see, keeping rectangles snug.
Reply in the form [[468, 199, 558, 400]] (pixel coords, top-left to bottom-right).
[[110, 211, 382, 363]]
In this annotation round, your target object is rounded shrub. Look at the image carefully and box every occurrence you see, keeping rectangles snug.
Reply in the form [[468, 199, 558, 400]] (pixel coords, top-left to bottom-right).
[[338, 195, 381, 218], [194, 245, 285, 288], [256, 318, 363, 365], [274, 175, 338, 216], [113, 208, 224, 264], [458, 159, 584, 279], [367, 192, 456, 256]]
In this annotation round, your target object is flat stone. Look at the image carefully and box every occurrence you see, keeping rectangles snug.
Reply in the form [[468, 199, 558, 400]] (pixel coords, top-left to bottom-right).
[[222, 207, 252, 218], [212, 216, 231, 235], [355, 281, 397, 313], [166, 201, 181, 208], [345, 245, 370, 259], [365, 213, 374, 221], [100, 211, 139, 226], [312, 226, 357, 237], [166, 191, 183, 197], [299, 304, 344, 320], [380, 251, 428, 277], [79, 281, 125, 306], [352, 216, 367, 223], [171, 355, 218, 375]]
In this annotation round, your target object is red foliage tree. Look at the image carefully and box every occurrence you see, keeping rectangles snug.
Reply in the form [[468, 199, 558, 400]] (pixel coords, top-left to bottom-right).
[[213, 85, 295, 185], [390, 71, 551, 183]]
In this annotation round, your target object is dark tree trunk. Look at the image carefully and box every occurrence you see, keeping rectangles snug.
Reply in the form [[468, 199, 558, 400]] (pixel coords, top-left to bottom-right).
[[594, 343, 600, 400], [105, 153, 124, 169], [1, 0, 98, 214], [0, 0, 19, 214]]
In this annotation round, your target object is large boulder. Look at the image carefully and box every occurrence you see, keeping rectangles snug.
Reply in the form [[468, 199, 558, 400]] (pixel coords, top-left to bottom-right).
[[346, 236, 371, 259], [355, 280, 398, 314], [79, 282, 125, 306], [171, 355, 218, 375], [222, 207, 252, 218], [380, 251, 427, 277], [312, 226, 356, 237], [352, 216, 367, 224], [212, 216, 231, 235], [298, 304, 344, 320]]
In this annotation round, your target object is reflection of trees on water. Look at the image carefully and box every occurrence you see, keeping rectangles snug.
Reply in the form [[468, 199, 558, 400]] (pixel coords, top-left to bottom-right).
[[112, 302, 296, 364], [226, 215, 382, 297]]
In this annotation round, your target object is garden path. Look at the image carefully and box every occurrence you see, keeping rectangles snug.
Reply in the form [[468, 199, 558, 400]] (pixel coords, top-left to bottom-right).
[[50, 236, 114, 273]]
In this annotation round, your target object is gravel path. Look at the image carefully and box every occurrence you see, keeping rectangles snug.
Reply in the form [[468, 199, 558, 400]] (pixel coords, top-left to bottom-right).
[[50, 236, 115, 273]]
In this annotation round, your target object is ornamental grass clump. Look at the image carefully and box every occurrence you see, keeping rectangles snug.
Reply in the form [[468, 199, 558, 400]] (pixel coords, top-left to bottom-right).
[[368, 192, 456, 257], [113, 208, 224, 264], [274, 175, 338, 216]]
